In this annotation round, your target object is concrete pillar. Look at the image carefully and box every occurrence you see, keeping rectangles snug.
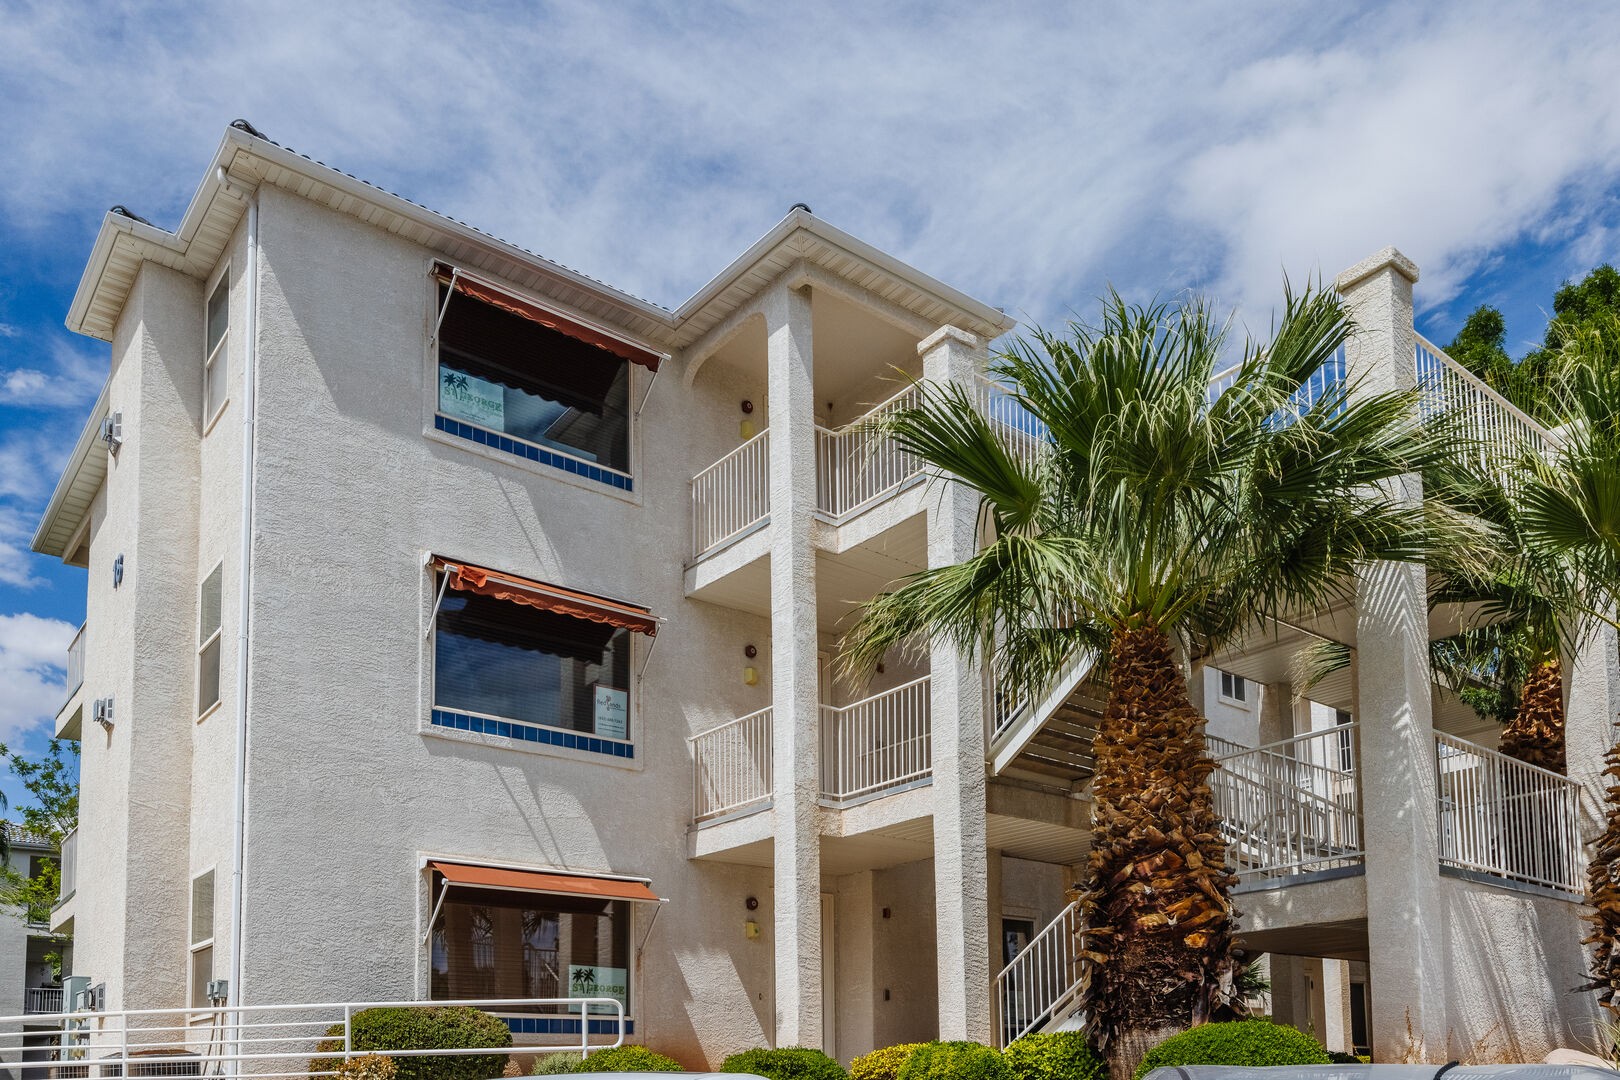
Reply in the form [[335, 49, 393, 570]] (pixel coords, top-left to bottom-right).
[[1258, 681, 1295, 745], [837, 872, 877, 1063], [1565, 616, 1620, 843], [764, 283, 823, 1047], [920, 325, 993, 1043], [1336, 247, 1448, 1062], [1319, 959, 1350, 1053]]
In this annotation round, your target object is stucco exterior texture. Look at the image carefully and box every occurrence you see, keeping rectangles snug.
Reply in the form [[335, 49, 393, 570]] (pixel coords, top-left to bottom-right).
[[44, 147, 1619, 1070]]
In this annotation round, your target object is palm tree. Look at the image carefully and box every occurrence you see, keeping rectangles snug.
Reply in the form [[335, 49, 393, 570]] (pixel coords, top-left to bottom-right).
[[841, 286, 1471, 1074]]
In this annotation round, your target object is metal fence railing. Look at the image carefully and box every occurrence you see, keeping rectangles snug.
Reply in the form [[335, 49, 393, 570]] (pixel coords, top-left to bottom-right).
[[814, 385, 924, 521], [0, 997, 624, 1080], [690, 429, 771, 559], [820, 677, 932, 803], [1211, 725, 1363, 884], [1414, 333, 1558, 472], [690, 707, 774, 822], [1435, 732, 1583, 894], [994, 900, 1081, 1048]]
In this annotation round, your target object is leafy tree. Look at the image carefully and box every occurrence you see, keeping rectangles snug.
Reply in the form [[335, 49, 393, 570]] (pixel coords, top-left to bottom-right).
[[840, 285, 1470, 1076], [0, 740, 79, 977]]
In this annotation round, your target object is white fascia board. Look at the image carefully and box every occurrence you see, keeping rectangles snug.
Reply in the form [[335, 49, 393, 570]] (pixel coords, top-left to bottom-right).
[[31, 380, 110, 558]]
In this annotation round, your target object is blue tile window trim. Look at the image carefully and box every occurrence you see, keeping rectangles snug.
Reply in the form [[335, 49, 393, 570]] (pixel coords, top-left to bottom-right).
[[499, 1017, 633, 1036], [432, 708, 634, 760], [435, 414, 633, 491]]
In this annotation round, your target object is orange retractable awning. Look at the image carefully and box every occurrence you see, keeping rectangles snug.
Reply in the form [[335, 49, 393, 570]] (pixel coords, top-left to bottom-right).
[[433, 262, 662, 372], [432, 557, 657, 637], [430, 861, 663, 903]]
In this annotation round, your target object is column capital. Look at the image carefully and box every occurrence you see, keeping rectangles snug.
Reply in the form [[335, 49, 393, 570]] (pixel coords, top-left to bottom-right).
[[1334, 247, 1419, 293], [918, 325, 983, 356]]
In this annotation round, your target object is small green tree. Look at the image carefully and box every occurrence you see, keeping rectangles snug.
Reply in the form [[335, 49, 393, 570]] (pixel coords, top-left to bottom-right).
[[0, 740, 80, 978]]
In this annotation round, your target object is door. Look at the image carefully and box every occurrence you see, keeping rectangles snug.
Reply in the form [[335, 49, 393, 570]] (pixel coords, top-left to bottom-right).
[[821, 893, 837, 1058]]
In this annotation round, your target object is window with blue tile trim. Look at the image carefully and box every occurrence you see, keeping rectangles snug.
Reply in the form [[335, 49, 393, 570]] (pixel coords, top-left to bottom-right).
[[435, 279, 633, 490]]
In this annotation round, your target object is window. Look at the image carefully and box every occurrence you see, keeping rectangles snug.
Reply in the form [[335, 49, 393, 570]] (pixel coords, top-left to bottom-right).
[[189, 870, 214, 1010], [198, 565, 223, 716], [429, 878, 630, 1013], [436, 285, 631, 475], [1335, 708, 1354, 773], [205, 274, 229, 424], [434, 588, 631, 740], [1219, 670, 1247, 703]]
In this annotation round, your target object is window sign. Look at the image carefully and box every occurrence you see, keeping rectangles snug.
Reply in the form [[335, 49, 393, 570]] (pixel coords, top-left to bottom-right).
[[568, 965, 628, 1014], [440, 369, 505, 430], [594, 686, 628, 740]]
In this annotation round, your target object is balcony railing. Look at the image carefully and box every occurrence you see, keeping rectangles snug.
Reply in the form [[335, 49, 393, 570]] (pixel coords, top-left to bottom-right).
[[690, 708, 773, 822], [691, 678, 935, 822], [815, 385, 925, 521], [23, 987, 61, 1014], [1415, 334, 1558, 469], [820, 677, 932, 803], [1436, 732, 1583, 894], [64, 623, 85, 703], [56, 828, 76, 904], [691, 429, 771, 559], [1211, 725, 1363, 883]]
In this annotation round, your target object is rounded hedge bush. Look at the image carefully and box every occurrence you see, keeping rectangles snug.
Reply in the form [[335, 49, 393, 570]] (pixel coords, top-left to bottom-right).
[[530, 1055, 582, 1076], [1133, 1020, 1330, 1079], [721, 1047, 848, 1080], [311, 1007, 511, 1080], [1003, 1032, 1105, 1080], [896, 1042, 1010, 1080], [850, 1044, 923, 1080], [578, 1047, 684, 1072]]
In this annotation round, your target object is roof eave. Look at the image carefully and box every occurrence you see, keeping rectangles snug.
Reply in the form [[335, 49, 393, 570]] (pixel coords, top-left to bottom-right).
[[32, 381, 110, 559]]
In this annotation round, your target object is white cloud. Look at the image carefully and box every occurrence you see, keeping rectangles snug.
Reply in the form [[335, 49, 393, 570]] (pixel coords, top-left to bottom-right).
[[0, 612, 73, 742], [0, 2, 1617, 335], [0, 339, 105, 410]]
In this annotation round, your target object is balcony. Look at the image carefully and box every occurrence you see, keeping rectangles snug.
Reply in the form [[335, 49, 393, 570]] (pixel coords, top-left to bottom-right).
[[1436, 732, 1583, 895], [691, 677, 933, 823], [24, 987, 62, 1014], [51, 828, 76, 934], [55, 623, 86, 741]]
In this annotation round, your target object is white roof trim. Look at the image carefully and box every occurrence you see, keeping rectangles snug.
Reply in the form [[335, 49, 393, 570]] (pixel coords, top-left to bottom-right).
[[32, 380, 109, 559]]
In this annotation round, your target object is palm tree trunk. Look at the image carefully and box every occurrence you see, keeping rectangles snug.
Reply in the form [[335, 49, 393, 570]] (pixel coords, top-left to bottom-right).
[[1583, 733, 1620, 1014], [1079, 625, 1240, 1079], [1497, 659, 1565, 773]]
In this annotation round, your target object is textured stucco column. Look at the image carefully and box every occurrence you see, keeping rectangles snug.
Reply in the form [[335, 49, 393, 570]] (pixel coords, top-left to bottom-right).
[[765, 283, 823, 1047], [1565, 615, 1620, 845], [1257, 681, 1295, 745], [920, 325, 993, 1042], [1337, 248, 1448, 1061]]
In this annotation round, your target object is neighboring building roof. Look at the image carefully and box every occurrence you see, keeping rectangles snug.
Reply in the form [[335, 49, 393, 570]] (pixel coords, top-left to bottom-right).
[[1, 823, 57, 852], [36, 122, 1017, 560]]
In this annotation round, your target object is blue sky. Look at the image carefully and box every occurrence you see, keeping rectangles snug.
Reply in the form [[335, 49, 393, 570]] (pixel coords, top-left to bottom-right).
[[1, 2, 1619, 805]]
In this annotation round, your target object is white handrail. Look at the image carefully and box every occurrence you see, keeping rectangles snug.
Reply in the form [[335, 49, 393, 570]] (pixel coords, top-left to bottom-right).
[[820, 677, 932, 801], [814, 384, 925, 520], [1211, 724, 1363, 883], [64, 623, 85, 700], [994, 899, 1081, 1047], [0, 996, 624, 1077], [1435, 731, 1583, 894], [1413, 334, 1559, 470], [690, 707, 773, 821], [56, 828, 76, 904], [690, 429, 771, 558]]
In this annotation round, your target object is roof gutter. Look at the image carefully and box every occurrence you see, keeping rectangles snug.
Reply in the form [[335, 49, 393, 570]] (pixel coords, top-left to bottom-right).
[[30, 381, 109, 557]]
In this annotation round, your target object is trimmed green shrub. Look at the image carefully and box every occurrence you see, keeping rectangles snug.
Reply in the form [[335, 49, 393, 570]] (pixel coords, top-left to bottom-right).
[[1003, 1032, 1105, 1080], [850, 1044, 924, 1080], [577, 1047, 684, 1073], [531, 1054, 586, 1075], [897, 1042, 1010, 1080], [721, 1047, 848, 1080], [311, 1006, 511, 1080], [336, 1056, 399, 1080], [1134, 1020, 1330, 1079]]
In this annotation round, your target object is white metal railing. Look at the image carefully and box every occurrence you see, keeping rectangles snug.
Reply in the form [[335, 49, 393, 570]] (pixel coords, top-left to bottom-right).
[[0, 997, 623, 1079], [987, 648, 1093, 746], [815, 385, 924, 520], [57, 829, 76, 904], [1414, 334, 1559, 468], [1211, 725, 1363, 883], [690, 708, 773, 821], [820, 677, 932, 802], [690, 429, 771, 559], [23, 988, 61, 1014], [994, 900, 1081, 1047], [65, 623, 85, 703], [1436, 732, 1583, 894], [971, 376, 1048, 473]]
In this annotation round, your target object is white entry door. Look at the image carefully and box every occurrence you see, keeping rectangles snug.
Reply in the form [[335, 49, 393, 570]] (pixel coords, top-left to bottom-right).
[[821, 892, 836, 1058]]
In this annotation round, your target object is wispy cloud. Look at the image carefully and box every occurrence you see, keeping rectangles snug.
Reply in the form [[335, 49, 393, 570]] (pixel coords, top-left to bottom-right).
[[1, 2, 1617, 335], [0, 339, 104, 409], [0, 611, 73, 741]]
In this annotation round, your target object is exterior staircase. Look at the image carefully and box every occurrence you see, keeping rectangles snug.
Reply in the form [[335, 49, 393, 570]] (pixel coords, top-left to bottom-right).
[[987, 651, 1103, 785]]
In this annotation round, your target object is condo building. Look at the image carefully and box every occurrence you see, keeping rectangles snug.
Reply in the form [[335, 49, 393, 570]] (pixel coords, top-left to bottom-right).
[[30, 124, 1620, 1067]]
